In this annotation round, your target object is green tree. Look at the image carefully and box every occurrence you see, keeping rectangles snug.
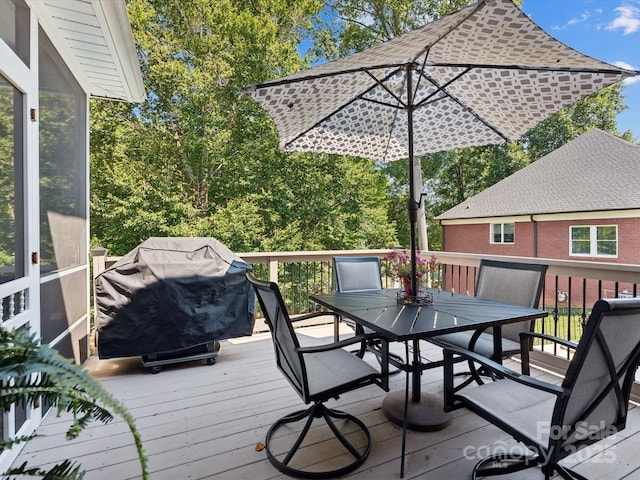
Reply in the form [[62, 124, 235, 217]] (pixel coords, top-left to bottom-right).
[[91, 0, 396, 255], [309, 0, 474, 62], [521, 85, 634, 160], [0, 82, 15, 269]]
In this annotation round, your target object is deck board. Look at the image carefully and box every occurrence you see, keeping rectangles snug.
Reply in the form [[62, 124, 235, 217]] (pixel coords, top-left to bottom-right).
[[11, 324, 640, 480]]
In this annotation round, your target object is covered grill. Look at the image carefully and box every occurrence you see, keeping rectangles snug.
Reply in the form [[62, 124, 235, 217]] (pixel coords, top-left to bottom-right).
[[95, 237, 255, 370]]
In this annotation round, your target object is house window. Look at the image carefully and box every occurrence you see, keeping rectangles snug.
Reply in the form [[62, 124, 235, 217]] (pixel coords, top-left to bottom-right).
[[570, 225, 617, 258], [491, 223, 514, 244]]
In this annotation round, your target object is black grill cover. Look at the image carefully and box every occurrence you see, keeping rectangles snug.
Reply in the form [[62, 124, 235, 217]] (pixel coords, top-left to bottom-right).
[[95, 237, 255, 359]]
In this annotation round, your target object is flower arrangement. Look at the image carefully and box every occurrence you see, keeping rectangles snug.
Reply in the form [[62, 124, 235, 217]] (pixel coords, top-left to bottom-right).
[[385, 250, 439, 288]]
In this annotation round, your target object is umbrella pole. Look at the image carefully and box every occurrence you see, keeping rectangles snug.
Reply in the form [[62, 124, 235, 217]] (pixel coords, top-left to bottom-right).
[[406, 63, 418, 298], [408, 195, 419, 296]]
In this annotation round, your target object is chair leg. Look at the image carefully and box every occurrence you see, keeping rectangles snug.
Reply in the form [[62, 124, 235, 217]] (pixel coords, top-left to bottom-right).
[[452, 359, 501, 389], [265, 402, 371, 479], [366, 340, 402, 375], [354, 324, 366, 358], [346, 324, 402, 374], [468, 359, 502, 384], [449, 359, 488, 392]]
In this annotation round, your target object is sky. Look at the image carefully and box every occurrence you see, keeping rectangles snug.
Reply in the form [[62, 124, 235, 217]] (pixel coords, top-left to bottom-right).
[[521, 0, 640, 140]]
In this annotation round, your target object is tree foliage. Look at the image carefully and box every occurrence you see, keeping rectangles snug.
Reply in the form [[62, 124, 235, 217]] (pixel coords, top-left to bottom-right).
[[308, 0, 473, 62], [90, 0, 635, 255], [91, 0, 396, 255], [0, 83, 15, 268]]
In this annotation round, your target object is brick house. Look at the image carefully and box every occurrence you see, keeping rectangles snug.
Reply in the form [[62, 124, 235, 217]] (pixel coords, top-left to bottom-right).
[[435, 128, 640, 302]]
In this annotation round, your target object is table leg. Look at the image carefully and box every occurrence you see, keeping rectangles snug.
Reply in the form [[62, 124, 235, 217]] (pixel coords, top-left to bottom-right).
[[492, 325, 503, 361], [381, 339, 451, 431]]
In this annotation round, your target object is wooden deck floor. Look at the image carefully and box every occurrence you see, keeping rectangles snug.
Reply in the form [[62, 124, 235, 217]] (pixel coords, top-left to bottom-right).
[[12, 323, 640, 480]]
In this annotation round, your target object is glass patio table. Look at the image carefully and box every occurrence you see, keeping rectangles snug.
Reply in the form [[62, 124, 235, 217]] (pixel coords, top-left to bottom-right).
[[310, 288, 547, 474]]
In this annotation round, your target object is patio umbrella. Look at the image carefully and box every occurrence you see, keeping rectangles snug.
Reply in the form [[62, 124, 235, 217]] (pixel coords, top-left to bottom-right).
[[243, 0, 638, 296]]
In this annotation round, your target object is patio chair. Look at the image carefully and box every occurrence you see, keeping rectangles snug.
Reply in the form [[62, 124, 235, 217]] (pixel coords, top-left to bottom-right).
[[443, 297, 640, 480], [333, 256, 403, 372], [247, 273, 389, 479], [429, 259, 547, 384], [332, 256, 383, 349]]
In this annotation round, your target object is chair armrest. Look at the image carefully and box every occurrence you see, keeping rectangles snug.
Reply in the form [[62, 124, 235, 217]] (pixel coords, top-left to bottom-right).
[[297, 333, 381, 354], [291, 310, 345, 342], [443, 346, 565, 396], [519, 331, 578, 350], [290, 311, 340, 323], [519, 331, 578, 375]]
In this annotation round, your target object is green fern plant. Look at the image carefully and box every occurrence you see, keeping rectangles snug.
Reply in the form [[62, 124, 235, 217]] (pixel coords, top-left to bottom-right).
[[0, 328, 148, 479]]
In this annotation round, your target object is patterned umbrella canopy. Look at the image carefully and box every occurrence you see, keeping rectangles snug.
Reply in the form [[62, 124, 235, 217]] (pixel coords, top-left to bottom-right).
[[243, 0, 637, 295]]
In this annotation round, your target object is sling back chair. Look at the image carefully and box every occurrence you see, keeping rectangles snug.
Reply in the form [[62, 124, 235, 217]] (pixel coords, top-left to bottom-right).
[[247, 273, 389, 479], [332, 256, 383, 352], [332, 256, 403, 372], [444, 297, 640, 480], [430, 259, 547, 384]]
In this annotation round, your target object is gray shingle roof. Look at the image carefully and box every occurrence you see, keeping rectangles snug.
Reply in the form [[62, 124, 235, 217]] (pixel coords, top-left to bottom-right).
[[436, 129, 640, 220]]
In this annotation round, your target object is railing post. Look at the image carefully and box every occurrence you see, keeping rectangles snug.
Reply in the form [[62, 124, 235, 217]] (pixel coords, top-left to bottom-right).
[[268, 258, 278, 283], [91, 247, 108, 280], [91, 247, 108, 328]]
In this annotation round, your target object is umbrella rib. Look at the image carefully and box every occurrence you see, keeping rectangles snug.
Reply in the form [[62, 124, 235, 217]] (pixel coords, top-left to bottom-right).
[[411, 48, 432, 104], [360, 69, 407, 161], [244, 64, 411, 91], [361, 97, 404, 110], [383, 105, 402, 163], [413, 65, 471, 109], [363, 68, 407, 108], [425, 62, 635, 75], [282, 68, 404, 148], [281, 67, 407, 150], [244, 64, 636, 93], [414, 66, 512, 143]]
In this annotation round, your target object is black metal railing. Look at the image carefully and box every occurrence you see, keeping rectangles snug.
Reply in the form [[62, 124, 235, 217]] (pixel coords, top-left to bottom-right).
[[92, 248, 640, 366]]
